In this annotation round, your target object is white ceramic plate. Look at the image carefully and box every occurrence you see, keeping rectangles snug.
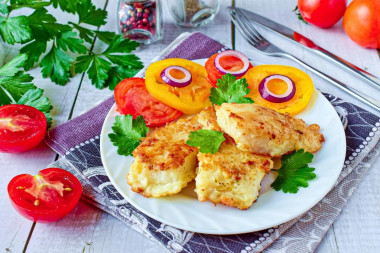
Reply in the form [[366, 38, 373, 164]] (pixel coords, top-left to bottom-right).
[[100, 59, 346, 234]]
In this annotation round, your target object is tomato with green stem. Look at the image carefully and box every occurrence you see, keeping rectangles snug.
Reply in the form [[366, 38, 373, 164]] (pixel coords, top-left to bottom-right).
[[8, 168, 83, 222], [297, 0, 347, 28]]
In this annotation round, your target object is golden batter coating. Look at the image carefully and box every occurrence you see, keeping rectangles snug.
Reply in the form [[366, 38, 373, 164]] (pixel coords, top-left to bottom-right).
[[127, 116, 200, 198], [195, 107, 273, 210], [215, 103, 324, 157], [195, 136, 273, 210]]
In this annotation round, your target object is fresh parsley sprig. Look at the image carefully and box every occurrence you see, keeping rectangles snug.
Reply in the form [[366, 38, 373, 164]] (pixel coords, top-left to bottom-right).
[[0, 0, 143, 89], [0, 54, 53, 128], [271, 149, 316, 193], [209, 73, 254, 105], [186, 130, 226, 154], [108, 115, 149, 157]]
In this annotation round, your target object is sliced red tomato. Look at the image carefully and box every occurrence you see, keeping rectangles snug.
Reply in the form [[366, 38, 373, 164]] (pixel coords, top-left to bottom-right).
[[205, 53, 253, 87], [0, 104, 47, 153], [8, 168, 82, 223], [114, 77, 182, 127]]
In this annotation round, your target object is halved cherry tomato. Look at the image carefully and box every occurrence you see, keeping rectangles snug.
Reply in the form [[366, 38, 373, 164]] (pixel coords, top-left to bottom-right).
[[114, 77, 182, 127], [0, 104, 47, 153], [205, 53, 253, 87], [8, 168, 82, 223]]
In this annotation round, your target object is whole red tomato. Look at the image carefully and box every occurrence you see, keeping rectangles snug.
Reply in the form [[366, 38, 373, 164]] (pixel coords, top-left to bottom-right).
[[343, 0, 380, 48], [8, 168, 82, 222], [298, 0, 347, 28]]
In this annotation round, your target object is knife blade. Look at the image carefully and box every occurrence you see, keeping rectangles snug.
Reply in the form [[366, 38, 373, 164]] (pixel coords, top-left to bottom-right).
[[230, 6, 380, 90]]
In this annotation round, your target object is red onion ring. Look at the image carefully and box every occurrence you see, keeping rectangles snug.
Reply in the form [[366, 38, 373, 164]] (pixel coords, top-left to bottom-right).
[[259, 74, 296, 103], [160, 66, 192, 87], [214, 50, 250, 77]]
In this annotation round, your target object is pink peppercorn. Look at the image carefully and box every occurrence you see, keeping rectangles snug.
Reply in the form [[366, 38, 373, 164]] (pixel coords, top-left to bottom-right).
[[119, 1, 161, 43]]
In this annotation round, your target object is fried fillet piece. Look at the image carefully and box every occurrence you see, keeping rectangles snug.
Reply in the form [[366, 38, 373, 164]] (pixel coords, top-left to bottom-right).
[[195, 107, 273, 210], [127, 116, 200, 198], [215, 103, 324, 157], [195, 136, 273, 210]]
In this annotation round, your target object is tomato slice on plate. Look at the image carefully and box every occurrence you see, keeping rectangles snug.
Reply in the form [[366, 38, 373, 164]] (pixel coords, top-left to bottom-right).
[[0, 104, 47, 153], [205, 53, 253, 87], [114, 77, 182, 127], [8, 168, 83, 223]]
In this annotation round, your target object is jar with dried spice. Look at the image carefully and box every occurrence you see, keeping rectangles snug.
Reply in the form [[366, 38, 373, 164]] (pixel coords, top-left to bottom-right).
[[118, 0, 163, 44], [167, 0, 219, 27]]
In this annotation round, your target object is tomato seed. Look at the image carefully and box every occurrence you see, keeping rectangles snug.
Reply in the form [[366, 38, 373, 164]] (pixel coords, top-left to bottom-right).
[[16, 186, 26, 190], [34, 200, 40, 206], [64, 187, 72, 192]]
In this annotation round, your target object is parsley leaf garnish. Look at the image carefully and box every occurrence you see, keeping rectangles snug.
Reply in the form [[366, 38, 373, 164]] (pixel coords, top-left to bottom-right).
[[0, 3, 8, 14], [41, 45, 73, 85], [0, 54, 34, 105], [0, 53, 53, 128], [56, 31, 87, 54], [76, 0, 107, 27], [271, 149, 316, 193], [209, 73, 254, 105], [20, 40, 47, 70], [74, 35, 142, 89], [108, 115, 149, 157], [0, 15, 32, 44], [51, 0, 78, 14], [17, 88, 53, 128], [106, 66, 140, 90], [186, 130, 225, 154]]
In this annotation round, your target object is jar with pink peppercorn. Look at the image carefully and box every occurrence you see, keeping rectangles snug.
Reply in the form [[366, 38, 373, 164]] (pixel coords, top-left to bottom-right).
[[118, 0, 162, 44]]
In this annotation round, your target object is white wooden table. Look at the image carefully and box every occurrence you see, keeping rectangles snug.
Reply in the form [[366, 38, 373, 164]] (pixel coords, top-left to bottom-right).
[[1, 0, 379, 252]]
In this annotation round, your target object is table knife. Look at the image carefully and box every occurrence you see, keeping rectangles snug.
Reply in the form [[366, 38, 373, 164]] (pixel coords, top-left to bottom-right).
[[231, 6, 380, 90]]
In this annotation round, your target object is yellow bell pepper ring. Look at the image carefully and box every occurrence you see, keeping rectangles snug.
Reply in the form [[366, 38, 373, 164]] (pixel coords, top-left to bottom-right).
[[243, 65, 315, 115], [145, 58, 212, 114]]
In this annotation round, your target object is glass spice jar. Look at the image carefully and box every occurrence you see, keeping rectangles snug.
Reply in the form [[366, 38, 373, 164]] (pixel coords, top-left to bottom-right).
[[118, 0, 163, 44], [167, 0, 219, 28]]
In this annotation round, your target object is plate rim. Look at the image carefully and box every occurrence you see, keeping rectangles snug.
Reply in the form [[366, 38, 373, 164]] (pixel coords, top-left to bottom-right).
[[100, 60, 347, 235]]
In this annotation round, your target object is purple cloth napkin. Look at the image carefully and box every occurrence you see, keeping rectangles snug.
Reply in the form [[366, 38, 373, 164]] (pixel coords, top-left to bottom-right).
[[46, 32, 380, 253]]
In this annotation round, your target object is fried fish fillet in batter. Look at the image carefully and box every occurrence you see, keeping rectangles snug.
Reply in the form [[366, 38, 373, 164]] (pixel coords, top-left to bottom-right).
[[127, 116, 200, 198], [215, 103, 324, 157], [195, 136, 273, 210], [195, 107, 273, 210]]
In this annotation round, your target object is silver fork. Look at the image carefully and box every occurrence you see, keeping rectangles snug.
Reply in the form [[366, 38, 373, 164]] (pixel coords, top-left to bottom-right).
[[230, 8, 380, 112]]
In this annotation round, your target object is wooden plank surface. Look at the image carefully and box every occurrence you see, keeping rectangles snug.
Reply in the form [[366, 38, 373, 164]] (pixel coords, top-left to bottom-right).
[[0, 0, 379, 252]]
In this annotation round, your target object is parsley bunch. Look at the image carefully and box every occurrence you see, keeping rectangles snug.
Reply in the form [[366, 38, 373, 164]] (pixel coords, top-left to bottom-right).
[[0, 0, 143, 89]]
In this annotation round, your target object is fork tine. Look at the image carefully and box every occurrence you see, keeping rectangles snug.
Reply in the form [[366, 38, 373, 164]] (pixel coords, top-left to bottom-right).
[[235, 10, 263, 45], [235, 8, 265, 41], [232, 11, 262, 44], [230, 11, 259, 47]]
